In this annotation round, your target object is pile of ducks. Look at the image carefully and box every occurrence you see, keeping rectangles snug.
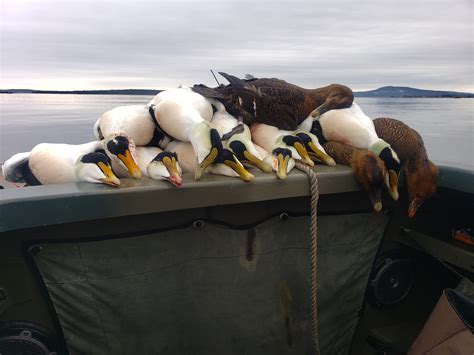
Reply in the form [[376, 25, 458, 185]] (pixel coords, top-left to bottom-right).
[[2, 72, 438, 217]]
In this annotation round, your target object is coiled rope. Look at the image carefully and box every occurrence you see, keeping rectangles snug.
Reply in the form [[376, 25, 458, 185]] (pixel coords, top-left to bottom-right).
[[295, 161, 320, 355]]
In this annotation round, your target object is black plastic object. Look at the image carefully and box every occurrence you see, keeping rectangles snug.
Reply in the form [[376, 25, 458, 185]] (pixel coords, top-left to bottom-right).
[[369, 251, 415, 307], [0, 320, 60, 355]]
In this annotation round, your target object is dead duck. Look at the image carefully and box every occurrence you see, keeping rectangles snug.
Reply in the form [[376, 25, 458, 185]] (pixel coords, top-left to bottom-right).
[[111, 146, 182, 187], [253, 143, 297, 180], [210, 101, 272, 173], [165, 140, 253, 179], [311, 102, 401, 201], [251, 123, 314, 165], [148, 88, 254, 181], [323, 141, 388, 212], [2, 142, 120, 187], [192, 72, 354, 131], [94, 105, 173, 179], [373, 117, 439, 218]]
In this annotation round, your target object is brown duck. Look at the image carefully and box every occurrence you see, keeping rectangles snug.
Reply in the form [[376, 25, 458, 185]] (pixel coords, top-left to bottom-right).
[[323, 141, 387, 212], [373, 117, 438, 217], [193, 72, 354, 131]]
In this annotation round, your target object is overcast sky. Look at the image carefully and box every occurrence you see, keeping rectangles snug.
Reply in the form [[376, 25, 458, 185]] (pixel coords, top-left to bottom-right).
[[1, 0, 472, 91]]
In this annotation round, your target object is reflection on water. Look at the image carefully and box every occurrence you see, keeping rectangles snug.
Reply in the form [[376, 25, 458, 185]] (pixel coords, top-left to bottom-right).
[[0, 94, 473, 169]]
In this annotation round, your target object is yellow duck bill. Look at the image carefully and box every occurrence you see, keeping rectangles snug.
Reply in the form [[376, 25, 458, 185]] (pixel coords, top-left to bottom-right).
[[224, 159, 255, 182], [388, 170, 399, 201], [98, 161, 121, 187], [118, 150, 142, 179], [276, 153, 290, 180], [308, 142, 336, 166], [243, 150, 273, 173], [195, 147, 219, 180], [162, 156, 182, 187], [293, 142, 314, 167]]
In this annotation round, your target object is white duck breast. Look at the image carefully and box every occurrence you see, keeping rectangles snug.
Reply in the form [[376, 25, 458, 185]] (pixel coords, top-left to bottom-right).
[[29, 142, 102, 183], [166, 141, 197, 174], [318, 102, 380, 149], [95, 105, 158, 146], [149, 87, 214, 122]]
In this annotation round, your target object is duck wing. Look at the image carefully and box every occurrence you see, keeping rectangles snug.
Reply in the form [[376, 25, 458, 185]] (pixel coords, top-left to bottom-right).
[[2, 152, 31, 183], [219, 73, 306, 131]]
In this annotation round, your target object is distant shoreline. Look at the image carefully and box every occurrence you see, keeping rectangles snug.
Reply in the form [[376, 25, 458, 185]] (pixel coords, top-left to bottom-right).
[[1, 86, 473, 98]]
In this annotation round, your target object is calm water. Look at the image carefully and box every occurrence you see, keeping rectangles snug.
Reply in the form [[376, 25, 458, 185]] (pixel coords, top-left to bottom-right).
[[1, 94, 473, 169]]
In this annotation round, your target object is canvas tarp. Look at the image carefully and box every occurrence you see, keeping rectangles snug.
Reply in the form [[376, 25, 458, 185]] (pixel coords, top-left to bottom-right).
[[32, 212, 388, 354]]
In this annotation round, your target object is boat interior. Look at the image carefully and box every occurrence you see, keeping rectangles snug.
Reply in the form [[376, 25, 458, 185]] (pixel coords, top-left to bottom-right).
[[0, 165, 473, 354]]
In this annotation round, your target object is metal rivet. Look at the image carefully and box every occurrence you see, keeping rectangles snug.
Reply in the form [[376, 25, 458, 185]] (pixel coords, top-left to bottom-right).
[[29, 245, 43, 256], [193, 220, 205, 229]]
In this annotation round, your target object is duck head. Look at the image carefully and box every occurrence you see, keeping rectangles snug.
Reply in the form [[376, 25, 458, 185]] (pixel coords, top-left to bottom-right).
[[379, 146, 401, 201], [148, 151, 183, 187], [353, 152, 388, 212], [103, 133, 142, 179], [406, 159, 439, 218], [370, 139, 401, 201], [228, 140, 273, 173], [278, 135, 314, 167], [294, 131, 336, 166], [192, 121, 254, 181], [76, 152, 121, 187], [265, 147, 295, 180]]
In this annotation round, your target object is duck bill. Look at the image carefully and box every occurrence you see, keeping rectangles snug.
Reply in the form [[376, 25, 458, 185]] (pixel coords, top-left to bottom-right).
[[98, 162, 121, 187], [276, 154, 289, 180], [163, 157, 182, 187], [224, 160, 254, 182], [195, 147, 219, 180], [388, 170, 399, 201], [308, 142, 336, 166], [118, 150, 142, 179], [294, 142, 314, 167], [408, 197, 422, 218], [369, 188, 382, 213], [243, 150, 272, 173]]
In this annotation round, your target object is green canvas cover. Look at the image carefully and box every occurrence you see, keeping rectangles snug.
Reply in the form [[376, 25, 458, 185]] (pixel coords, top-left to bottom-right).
[[31, 212, 387, 354]]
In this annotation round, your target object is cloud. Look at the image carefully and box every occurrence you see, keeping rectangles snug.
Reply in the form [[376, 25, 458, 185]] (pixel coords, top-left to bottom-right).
[[1, 0, 472, 91]]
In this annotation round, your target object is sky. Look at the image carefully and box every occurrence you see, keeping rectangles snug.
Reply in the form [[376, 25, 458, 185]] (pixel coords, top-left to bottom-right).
[[1, 0, 473, 92]]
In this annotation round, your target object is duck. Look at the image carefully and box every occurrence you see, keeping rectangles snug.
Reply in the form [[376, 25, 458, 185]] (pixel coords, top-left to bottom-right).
[[111, 146, 182, 187], [94, 105, 173, 178], [373, 117, 439, 218], [210, 101, 272, 173], [311, 102, 401, 201], [165, 141, 252, 179], [252, 143, 296, 180], [323, 141, 388, 212], [192, 72, 354, 130], [250, 123, 313, 179], [148, 88, 254, 181], [95, 105, 171, 148], [2, 142, 120, 187]]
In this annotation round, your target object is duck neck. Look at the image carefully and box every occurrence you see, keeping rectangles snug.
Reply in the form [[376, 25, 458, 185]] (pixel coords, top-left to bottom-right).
[[188, 121, 212, 163], [368, 139, 391, 156]]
